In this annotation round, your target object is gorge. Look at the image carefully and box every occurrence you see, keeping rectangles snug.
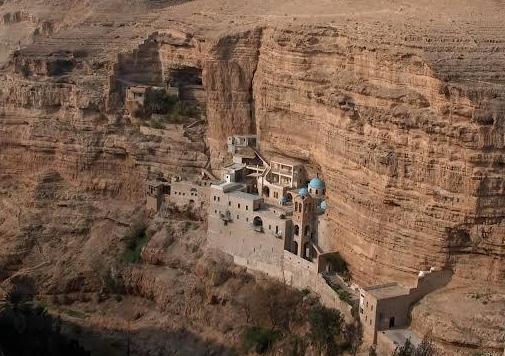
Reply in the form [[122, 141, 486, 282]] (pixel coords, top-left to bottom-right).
[[0, 0, 504, 354]]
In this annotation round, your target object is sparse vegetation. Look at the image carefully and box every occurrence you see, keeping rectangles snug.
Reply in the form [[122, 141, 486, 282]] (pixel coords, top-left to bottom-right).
[[144, 89, 202, 126], [236, 280, 361, 355], [393, 335, 437, 356], [121, 220, 149, 264], [326, 252, 349, 277], [242, 326, 281, 354], [308, 305, 344, 354]]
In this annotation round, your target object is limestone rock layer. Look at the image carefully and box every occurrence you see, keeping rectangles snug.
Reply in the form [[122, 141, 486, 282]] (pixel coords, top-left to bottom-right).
[[0, 3, 504, 351]]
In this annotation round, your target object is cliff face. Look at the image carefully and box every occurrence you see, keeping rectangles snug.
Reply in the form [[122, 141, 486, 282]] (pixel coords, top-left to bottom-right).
[[250, 25, 505, 285], [5, 1, 502, 288], [1, 0, 505, 353]]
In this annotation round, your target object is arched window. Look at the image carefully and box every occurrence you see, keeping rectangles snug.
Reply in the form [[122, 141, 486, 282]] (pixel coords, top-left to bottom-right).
[[294, 225, 300, 236], [262, 186, 270, 198], [292, 241, 298, 255], [304, 225, 310, 236]]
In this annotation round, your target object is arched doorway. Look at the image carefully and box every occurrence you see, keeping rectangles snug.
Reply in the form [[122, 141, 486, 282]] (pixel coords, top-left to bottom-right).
[[292, 241, 298, 255], [262, 185, 270, 198], [253, 216, 264, 232]]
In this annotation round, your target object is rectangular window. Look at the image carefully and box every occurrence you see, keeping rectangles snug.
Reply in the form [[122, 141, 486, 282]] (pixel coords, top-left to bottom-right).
[[269, 225, 271, 230], [246, 205, 248, 211], [237, 215, 239, 220], [218, 197, 220, 202], [228, 201, 231, 206], [246, 218, 249, 222], [238, 203, 241, 209], [214, 196, 216, 201]]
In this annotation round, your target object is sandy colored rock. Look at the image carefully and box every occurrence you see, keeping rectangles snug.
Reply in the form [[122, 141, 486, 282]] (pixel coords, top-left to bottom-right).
[[1, 0, 505, 354]]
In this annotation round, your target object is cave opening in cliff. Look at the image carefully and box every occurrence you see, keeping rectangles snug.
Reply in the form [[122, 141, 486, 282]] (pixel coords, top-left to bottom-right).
[[167, 67, 202, 87], [166, 67, 204, 106]]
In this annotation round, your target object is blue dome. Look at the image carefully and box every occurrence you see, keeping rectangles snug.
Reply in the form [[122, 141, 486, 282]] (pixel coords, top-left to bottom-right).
[[309, 177, 325, 190], [320, 200, 327, 210], [298, 187, 309, 197]]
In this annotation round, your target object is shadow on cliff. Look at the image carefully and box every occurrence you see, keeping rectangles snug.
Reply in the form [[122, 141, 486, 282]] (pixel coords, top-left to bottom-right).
[[68, 322, 236, 356]]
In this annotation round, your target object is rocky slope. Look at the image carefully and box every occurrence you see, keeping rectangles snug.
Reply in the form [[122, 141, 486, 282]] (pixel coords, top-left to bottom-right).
[[1, 0, 505, 354]]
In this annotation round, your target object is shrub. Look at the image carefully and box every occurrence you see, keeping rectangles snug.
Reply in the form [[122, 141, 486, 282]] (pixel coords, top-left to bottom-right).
[[147, 89, 177, 115], [149, 119, 165, 129], [121, 221, 149, 264], [393, 336, 437, 356], [238, 282, 303, 331], [326, 253, 349, 275], [101, 267, 125, 294], [242, 326, 281, 354], [308, 305, 344, 354]]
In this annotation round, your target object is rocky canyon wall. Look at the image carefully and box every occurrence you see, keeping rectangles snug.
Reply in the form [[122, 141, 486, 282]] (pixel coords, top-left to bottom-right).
[[1, 0, 504, 291], [248, 25, 505, 285], [186, 24, 505, 286]]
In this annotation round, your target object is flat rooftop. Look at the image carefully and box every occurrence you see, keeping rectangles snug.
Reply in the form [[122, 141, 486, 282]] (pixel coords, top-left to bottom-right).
[[212, 181, 246, 193], [228, 190, 263, 202], [364, 283, 410, 300], [379, 329, 421, 348]]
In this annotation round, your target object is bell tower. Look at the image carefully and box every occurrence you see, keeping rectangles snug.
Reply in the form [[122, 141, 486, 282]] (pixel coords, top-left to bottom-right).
[[292, 188, 314, 259]]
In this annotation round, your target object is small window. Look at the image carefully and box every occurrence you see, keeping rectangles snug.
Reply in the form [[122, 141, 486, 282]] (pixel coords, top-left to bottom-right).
[[214, 196, 216, 201], [228, 201, 231, 206], [218, 197, 220, 202], [269, 225, 271, 230], [214, 210, 217, 213], [237, 215, 239, 220], [238, 203, 241, 209], [370, 320, 372, 326], [246, 205, 249, 211], [246, 218, 249, 222]]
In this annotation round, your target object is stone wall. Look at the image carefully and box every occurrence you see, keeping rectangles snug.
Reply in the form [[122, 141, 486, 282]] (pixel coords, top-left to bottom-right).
[[233, 250, 354, 321], [409, 269, 453, 301]]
